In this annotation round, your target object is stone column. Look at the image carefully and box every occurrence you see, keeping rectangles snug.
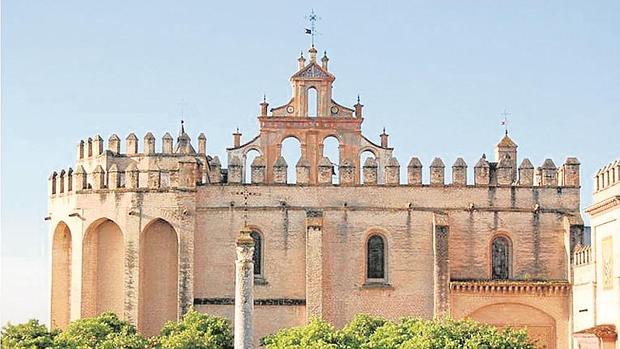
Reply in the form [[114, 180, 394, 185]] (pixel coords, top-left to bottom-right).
[[305, 209, 324, 320], [235, 227, 254, 349], [432, 213, 450, 317]]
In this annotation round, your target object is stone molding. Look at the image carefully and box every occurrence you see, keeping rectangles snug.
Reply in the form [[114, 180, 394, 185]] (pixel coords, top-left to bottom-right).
[[585, 195, 620, 216], [450, 280, 570, 296]]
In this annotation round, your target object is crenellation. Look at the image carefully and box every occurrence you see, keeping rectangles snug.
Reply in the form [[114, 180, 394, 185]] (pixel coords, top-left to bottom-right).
[[451, 158, 467, 186], [87, 137, 93, 157], [272, 156, 288, 184], [496, 155, 513, 186], [162, 133, 174, 153], [50, 171, 58, 195], [92, 165, 106, 189], [198, 133, 206, 155], [78, 140, 85, 160], [126, 133, 139, 155], [228, 156, 243, 184], [144, 132, 156, 154], [67, 168, 73, 192], [518, 158, 534, 186], [362, 157, 378, 185], [74, 165, 87, 190], [108, 164, 120, 189], [209, 156, 222, 183], [108, 134, 121, 154], [339, 159, 355, 185], [251, 156, 266, 184], [296, 158, 311, 184], [318, 157, 333, 185], [384, 157, 400, 185], [540, 159, 558, 186], [407, 157, 423, 185], [93, 135, 104, 156], [59, 170, 66, 193], [474, 155, 490, 185], [430, 157, 445, 186]]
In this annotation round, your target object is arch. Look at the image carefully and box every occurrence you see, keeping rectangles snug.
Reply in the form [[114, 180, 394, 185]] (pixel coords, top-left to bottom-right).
[[366, 233, 386, 281], [467, 303, 556, 349], [307, 87, 318, 117], [490, 234, 512, 279], [244, 148, 261, 184], [359, 150, 377, 184], [250, 230, 263, 276], [81, 218, 124, 318], [51, 221, 72, 329], [322, 135, 340, 184], [139, 218, 179, 336], [280, 136, 302, 183]]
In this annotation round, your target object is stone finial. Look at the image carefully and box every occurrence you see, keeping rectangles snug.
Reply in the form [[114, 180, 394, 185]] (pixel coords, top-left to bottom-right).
[[273, 156, 288, 184], [452, 158, 467, 186], [385, 157, 400, 185], [362, 157, 378, 185], [250, 156, 266, 184], [92, 165, 106, 189], [144, 132, 156, 154], [260, 96, 269, 117], [209, 156, 222, 184], [380, 128, 389, 148], [162, 133, 173, 153], [126, 163, 139, 189], [496, 155, 513, 186], [430, 157, 445, 186], [75, 165, 87, 190], [233, 129, 242, 148], [126, 133, 138, 155], [321, 51, 329, 70], [474, 154, 490, 186], [407, 157, 423, 185], [318, 156, 333, 185], [354, 95, 363, 118], [77, 140, 85, 160], [228, 156, 243, 184], [561, 157, 580, 187], [540, 159, 558, 186], [308, 46, 317, 63], [296, 157, 311, 184], [518, 158, 534, 186], [175, 128, 195, 155], [108, 164, 120, 189], [339, 159, 355, 186], [108, 134, 120, 154], [298, 51, 306, 70], [93, 135, 104, 156], [198, 133, 207, 154]]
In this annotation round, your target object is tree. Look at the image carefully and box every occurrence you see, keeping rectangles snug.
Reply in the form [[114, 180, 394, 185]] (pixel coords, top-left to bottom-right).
[[1, 319, 57, 349], [262, 315, 538, 349], [52, 312, 147, 349], [156, 309, 233, 349]]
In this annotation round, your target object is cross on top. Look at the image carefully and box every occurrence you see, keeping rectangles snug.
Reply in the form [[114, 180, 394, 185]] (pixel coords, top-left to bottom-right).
[[500, 108, 511, 135], [232, 186, 261, 227], [305, 9, 320, 47]]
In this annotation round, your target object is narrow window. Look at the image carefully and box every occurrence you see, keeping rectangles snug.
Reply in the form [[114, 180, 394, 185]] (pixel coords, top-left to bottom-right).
[[491, 236, 510, 279], [367, 235, 385, 280], [308, 87, 318, 117], [250, 231, 262, 276]]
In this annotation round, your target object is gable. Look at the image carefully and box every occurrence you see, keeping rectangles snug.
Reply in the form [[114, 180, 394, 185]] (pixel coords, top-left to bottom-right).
[[291, 63, 333, 80]]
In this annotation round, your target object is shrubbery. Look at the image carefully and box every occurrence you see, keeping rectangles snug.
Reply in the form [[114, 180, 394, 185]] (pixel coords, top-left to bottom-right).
[[2, 312, 537, 349]]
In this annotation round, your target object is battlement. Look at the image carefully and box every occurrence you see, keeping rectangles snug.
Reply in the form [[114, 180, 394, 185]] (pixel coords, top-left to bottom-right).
[[594, 159, 619, 192], [49, 128, 222, 197]]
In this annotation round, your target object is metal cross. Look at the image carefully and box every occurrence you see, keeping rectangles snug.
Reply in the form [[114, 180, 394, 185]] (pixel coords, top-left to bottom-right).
[[305, 9, 320, 47], [500, 108, 511, 135], [232, 185, 261, 227]]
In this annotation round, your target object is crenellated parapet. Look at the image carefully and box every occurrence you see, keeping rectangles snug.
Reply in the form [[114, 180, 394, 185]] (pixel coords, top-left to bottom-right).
[[49, 125, 222, 197], [594, 159, 619, 192]]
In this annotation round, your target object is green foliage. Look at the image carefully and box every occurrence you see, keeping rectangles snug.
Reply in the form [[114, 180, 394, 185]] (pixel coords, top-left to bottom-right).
[[156, 309, 233, 349], [52, 312, 147, 349], [262, 315, 538, 349], [1, 319, 58, 349]]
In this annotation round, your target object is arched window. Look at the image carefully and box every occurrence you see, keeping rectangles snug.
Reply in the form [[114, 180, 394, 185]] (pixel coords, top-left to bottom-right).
[[491, 236, 511, 279], [367, 235, 385, 280], [250, 231, 262, 276], [307, 87, 318, 117]]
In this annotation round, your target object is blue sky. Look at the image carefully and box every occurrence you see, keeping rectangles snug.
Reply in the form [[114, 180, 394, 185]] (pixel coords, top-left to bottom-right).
[[2, 1, 619, 325]]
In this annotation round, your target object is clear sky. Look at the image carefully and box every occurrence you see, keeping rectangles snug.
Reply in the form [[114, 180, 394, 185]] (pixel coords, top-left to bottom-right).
[[1, 0, 619, 325]]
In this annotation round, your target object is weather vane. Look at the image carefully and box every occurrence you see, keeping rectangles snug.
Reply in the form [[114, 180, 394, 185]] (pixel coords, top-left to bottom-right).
[[305, 9, 321, 47], [500, 108, 511, 135]]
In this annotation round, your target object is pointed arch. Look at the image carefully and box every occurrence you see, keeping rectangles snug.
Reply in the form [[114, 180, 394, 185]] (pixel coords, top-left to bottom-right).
[[139, 218, 179, 336], [51, 221, 72, 329], [81, 218, 124, 318]]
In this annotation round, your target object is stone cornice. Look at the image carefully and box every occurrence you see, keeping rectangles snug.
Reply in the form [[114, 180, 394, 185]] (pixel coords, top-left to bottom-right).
[[450, 280, 570, 296], [585, 195, 620, 216]]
